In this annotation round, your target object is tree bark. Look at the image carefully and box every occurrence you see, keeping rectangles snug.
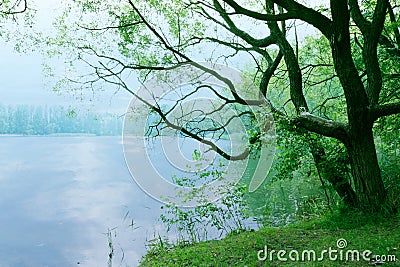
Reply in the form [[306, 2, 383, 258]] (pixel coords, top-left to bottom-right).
[[328, 0, 387, 211], [345, 126, 386, 211]]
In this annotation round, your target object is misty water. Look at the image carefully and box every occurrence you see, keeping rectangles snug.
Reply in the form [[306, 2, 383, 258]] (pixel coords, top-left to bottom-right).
[[0, 135, 261, 266], [0, 136, 166, 266]]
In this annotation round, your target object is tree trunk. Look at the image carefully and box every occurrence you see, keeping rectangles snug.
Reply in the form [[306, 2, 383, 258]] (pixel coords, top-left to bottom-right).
[[309, 139, 357, 206], [346, 127, 386, 211]]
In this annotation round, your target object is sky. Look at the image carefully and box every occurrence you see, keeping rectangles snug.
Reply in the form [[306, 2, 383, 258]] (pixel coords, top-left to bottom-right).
[[0, 0, 65, 105], [0, 43, 45, 105], [0, 0, 132, 114], [0, 40, 132, 113]]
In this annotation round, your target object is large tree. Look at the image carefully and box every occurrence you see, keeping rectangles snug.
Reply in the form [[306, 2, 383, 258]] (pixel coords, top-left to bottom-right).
[[50, 0, 400, 211]]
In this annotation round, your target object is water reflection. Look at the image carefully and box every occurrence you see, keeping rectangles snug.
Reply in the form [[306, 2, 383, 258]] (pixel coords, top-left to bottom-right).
[[0, 136, 163, 266]]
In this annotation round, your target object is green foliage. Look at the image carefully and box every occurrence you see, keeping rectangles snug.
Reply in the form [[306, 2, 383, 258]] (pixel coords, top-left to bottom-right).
[[0, 0, 35, 50], [0, 0, 31, 23], [160, 187, 247, 246], [157, 151, 251, 248], [246, 117, 343, 226], [256, 169, 333, 227], [159, 183, 250, 245], [104, 227, 116, 267], [109, 0, 208, 79], [300, 36, 347, 122], [375, 114, 400, 214]]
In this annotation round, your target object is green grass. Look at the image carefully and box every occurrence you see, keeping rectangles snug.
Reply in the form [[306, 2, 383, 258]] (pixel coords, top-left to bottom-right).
[[139, 211, 399, 266]]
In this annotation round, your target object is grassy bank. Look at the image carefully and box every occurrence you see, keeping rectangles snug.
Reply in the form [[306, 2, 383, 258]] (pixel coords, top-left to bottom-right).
[[139, 211, 399, 266]]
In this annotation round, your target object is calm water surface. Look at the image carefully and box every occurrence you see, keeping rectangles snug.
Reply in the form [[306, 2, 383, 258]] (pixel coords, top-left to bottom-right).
[[0, 136, 164, 267]]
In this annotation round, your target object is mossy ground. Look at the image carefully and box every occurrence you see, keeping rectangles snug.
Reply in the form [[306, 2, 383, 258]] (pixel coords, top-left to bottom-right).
[[139, 210, 399, 266]]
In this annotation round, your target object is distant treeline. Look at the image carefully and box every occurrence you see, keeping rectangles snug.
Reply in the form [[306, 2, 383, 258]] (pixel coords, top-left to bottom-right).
[[0, 103, 123, 136]]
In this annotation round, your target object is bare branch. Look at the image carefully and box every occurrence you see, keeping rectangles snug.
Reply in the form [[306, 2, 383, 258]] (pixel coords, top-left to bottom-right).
[[190, 36, 269, 59], [311, 94, 344, 114], [77, 21, 144, 32], [77, 45, 256, 161], [305, 74, 337, 87], [0, 0, 27, 15], [86, 54, 251, 160]]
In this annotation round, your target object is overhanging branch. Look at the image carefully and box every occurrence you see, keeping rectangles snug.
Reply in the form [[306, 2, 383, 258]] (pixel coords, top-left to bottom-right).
[[91, 54, 251, 161], [292, 112, 348, 142]]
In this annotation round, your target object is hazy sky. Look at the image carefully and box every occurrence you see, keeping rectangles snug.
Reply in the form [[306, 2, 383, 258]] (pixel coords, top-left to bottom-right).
[[0, 0, 66, 105], [0, 40, 132, 113], [0, 0, 132, 114], [0, 42, 55, 104]]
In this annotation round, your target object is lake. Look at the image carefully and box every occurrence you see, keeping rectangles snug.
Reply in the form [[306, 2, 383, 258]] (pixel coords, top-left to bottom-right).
[[0, 136, 165, 267]]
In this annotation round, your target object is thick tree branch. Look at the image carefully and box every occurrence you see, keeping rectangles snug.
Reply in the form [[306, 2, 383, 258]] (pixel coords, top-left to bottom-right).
[[260, 51, 283, 97], [348, 0, 390, 105], [330, 0, 370, 126], [258, 50, 286, 117], [266, 11, 308, 113], [370, 0, 389, 41], [348, 0, 371, 34], [221, 0, 300, 21], [362, 0, 388, 105], [212, 0, 277, 49], [371, 102, 400, 121], [222, 0, 333, 39], [272, 0, 333, 38], [292, 112, 348, 142]]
